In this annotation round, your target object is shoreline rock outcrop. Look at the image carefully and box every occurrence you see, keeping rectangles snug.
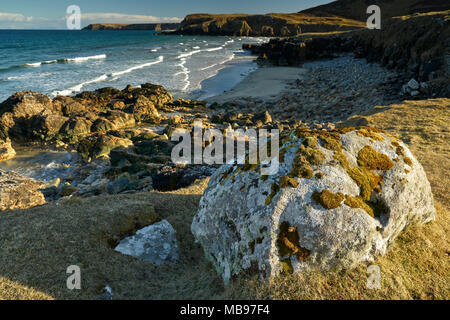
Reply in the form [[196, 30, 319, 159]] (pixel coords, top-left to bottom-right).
[[243, 11, 450, 97], [0, 169, 46, 211], [192, 127, 436, 282], [0, 141, 15, 162]]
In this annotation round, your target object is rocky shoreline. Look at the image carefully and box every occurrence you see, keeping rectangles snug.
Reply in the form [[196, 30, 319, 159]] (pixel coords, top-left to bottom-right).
[[0, 44, 440, 209], [242, 11, 450, 98]]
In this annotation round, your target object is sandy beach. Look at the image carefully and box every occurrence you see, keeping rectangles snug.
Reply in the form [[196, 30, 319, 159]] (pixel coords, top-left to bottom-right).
[[207, 66, 308, 103]]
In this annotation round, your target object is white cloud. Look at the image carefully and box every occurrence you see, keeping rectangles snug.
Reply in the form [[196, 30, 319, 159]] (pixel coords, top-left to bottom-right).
[[0, 12, 33, 22], [0, 11, 181, 29]]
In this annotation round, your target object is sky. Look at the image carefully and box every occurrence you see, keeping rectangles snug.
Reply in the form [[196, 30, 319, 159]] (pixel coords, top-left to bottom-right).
[[0, 0, 334, 29]]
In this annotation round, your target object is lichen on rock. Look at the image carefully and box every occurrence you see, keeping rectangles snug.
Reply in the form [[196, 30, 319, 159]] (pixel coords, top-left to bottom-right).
[[191, 127, 436, 282]]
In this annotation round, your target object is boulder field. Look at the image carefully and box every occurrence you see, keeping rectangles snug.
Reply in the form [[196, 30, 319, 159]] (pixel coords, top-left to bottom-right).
[[192, 127, 436, 281], [0, 83, 172, 150]]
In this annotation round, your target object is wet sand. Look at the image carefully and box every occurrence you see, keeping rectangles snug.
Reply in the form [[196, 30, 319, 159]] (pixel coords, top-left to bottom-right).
[[206, 66, 308, 104]]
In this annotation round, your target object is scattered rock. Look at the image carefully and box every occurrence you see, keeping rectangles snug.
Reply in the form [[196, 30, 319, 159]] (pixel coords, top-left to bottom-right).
[[115, 219, 179, 265], [408, 78, 420, 90]]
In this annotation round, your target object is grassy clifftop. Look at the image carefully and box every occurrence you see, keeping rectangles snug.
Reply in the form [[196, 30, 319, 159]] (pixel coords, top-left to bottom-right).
[[172, 13, 365, 36], [301, 0, 450, 21], [83, 23, 180, 31]]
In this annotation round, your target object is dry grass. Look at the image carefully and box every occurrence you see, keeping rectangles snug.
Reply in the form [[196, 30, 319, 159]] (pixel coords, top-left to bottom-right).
[[0, 99, 448, 299], [300, 0, 450, 21], [184, 12, 365, 28], [0, 179, 226, 299]]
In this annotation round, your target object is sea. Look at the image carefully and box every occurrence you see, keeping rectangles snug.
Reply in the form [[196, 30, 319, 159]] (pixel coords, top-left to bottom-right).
[[0, 30, 265, 181], [0, 30, 267, 103]]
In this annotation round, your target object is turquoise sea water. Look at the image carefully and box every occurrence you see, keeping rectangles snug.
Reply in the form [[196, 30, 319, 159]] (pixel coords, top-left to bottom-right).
[[0, 30, 265, 102]]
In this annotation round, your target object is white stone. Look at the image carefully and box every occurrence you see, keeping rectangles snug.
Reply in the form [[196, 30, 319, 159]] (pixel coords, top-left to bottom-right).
[[192, 129, 436, 282], [115, 219, 179, 265], [407, 78, 420, 90]]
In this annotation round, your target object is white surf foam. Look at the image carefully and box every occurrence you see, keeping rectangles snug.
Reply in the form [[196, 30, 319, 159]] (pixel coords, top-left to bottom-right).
[[23, 55, 106, 69], [111, 55, 164, 76], [51, 74, 109, 96], [175, 58, 190, 91], [177, 50, 201, 59], [50, 56, 164, 96], [205, 46, 223, 52], [24, 62, 42, 67], [200, 54, 235, 71], [64, 54, 107, 63]]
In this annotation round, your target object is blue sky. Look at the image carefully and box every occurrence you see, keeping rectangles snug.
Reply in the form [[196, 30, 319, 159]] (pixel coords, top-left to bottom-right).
[[0, 0, 334, 29]]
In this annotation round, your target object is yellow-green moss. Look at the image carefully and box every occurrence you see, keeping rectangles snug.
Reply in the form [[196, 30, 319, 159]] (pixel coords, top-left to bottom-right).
[[277, 221, 310, 266], [333, 150, 350, 168], [265, 182, 280, 205], [288, 143, 325, 180], [312, 189, 345, 209], [357, 145, 394, 171], [392, 140, 404, 156], [303, 136, 318, 148], [347, 166, 383, 201], [280, 259, 293, 274], [404, 156, 413, 166], [357, 127, 385, 141], [299, 144, 325, 166], [290, 156, 314, 179], [319, 135, 342, 151], [344, 195, 375, 218], [279, 176, 299, 188]]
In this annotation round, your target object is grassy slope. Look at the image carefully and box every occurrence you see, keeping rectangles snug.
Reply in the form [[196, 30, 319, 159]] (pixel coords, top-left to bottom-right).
[[0, 99, 449, 300], [183, 12, 365, 28], [300, 0, 450, 21]]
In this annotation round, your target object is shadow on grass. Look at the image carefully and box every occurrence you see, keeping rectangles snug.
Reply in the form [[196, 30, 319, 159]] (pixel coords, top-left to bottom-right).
[[0, 179, 224, 299]]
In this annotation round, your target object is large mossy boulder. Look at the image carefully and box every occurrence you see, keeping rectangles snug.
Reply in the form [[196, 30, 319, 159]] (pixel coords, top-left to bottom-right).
[[191, 127, 436, 282]]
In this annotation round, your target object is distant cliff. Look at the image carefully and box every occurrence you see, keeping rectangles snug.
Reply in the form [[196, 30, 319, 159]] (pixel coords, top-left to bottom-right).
[[82, 23, 180, 31], [169, 13, 365, 36]]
